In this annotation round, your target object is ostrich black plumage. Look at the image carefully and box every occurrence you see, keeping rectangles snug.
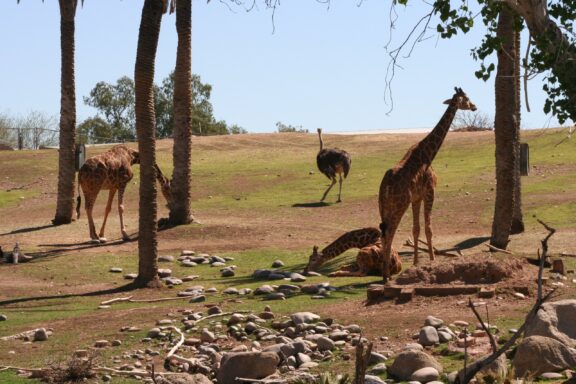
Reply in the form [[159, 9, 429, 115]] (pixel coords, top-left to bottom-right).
[[316, 128, 351, 203]]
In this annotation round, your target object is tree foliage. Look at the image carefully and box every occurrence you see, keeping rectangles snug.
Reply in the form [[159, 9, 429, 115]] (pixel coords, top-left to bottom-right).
[[80, 73, 244, 143], [391, 0, 576, 124]]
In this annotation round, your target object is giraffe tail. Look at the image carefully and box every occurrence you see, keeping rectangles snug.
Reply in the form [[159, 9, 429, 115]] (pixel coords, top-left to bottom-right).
[[75, 173, 81, 219]]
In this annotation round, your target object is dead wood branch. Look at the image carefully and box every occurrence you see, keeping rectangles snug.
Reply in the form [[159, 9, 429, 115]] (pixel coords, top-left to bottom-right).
[[457, 219, 557, 384], [0, 328, 43, 341], [99, 296, 193, 307], [485, 243, 513, 254], [100, 296, 133, 305], [235, 378, 287, 384], [468, 298, 497, 353], [560, 252, 576, 258], [194, 310, 251, 325], [354, 334, 373, 384]]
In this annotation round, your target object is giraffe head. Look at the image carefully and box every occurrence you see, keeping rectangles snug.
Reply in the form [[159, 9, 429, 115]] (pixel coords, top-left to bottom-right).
[[154, 163, 172, 208], [443, 87, 477, 111], [303, 245, 322, 274]]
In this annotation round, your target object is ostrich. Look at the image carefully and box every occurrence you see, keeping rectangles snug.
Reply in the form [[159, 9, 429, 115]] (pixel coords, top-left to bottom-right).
[[316, 128, 351, 203]]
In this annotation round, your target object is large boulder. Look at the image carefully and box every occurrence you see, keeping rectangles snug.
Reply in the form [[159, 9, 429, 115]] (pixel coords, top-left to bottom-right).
[[524, 299, 576, 348], [457, 354, 508, 383], [512, 335, 576, 377], [388, 350, 443, 381], [217, 352, 280, 384]]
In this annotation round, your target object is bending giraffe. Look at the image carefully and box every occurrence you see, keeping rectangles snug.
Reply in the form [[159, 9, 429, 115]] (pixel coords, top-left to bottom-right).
[[303, 227, 402, 277], [379, 87, 476, 282], [76, 145, 172, 243]]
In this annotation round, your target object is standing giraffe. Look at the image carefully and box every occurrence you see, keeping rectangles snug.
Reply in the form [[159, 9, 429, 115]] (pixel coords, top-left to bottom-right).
[[303, 227, 402, 277], [378, 87, 476, 282], [316, 128, 352, 203], [76, 145, 171, 243]]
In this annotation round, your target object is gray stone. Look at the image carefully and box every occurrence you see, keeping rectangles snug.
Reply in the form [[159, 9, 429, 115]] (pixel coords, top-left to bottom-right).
[[181, 250, 195, 256], [147, 328, 162, 338], [211, 256, 226, 264], [33, 328, 49, 342], [181, 261, 197, 267], [364, 375, 386, 384], [265, 292, 285, 300], [299, 362, 319, 369], [254, 285, 275, 295], [297, 353, 312, 364], [438, 331, 453, 343], [239, 288, 252, 295], [316, 336, 335, 351], [206, 287, 218, 293], [512, 335, 576, 377], [404, 343, 424, 351], [154, 373, 213, 384], [207, 306, 222, 315], [109, 267, 123, 273], [290, 273, 307, 282], [211, 262, 226, 267], [94, 339, 109, 348], [291, 312, 320, 325], [410, 367, 439, 383], [221, 268, 235, 277], [217, 351, 280, 384], [164, 277, 183, 286], [182, 275, 199, 282], [424, 316, 444, 328], [0, 314, 7, 321], [157, 269, 172, 278], [345, 324, 362, 333], [189, 295, 206, 303], [368, 363, 387, 375], [389, 350, 443, 381], [453, 320, 469, 327], [159, 255, 174, 262], [200, 329, 216, 343], [253, 269, 272, 279], [539, 372, 565, 379], [272, 260, 284, 268], [419, 326, 439, 346], [524, 299, 576, 348], [124, 273, 137, 280], [368, 352, 388, 365]]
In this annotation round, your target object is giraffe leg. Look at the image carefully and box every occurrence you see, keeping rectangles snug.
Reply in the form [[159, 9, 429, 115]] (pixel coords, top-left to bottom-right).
[[380, 211, 406, 283], [336, 173, 343, 203], [424, 187, 435, 261], [320, 177, 337, 202], [411, 200, 422, 265], [98, 188, 117, 243], [117, 185, 130, 241], [84, 192, 100, 244]]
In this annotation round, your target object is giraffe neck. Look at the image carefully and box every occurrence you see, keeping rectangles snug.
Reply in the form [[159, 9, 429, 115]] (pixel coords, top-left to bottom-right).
[[320, 228, 381, 263], [403, 98, 459, 172]]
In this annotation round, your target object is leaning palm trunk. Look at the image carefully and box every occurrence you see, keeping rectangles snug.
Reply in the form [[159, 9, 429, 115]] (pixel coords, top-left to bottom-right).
[[491, 5, 519, 249], [52, 0, 78, 225], [511, 23, 525, 234], [133, 0, 164, 288], [169, 0, 194, 225]]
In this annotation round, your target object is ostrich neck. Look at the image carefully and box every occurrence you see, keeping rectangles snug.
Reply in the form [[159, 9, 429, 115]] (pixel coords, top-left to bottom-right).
[[318, 131, 324, 151]]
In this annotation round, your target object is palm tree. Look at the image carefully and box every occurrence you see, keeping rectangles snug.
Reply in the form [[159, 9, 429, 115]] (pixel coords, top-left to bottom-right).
[[490, 5, 519, 249], [133, 0, 166, 288], [169, 0, 194, 225]]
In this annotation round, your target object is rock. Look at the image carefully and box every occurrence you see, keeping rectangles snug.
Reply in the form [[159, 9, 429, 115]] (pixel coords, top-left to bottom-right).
[[524, 299, 576, 348], [453, 320, 469, 327], [259, 311, 275, 320], [368, 363, 387, 375], [364, 375, 386, 384], [539, 372, 565, 379], [207, 306, 222, 315], [94, 340, 109, 348], [181, 261, 197, 267], [438, 331, 453, 343], [157, 319, 174, 326], [111, 340, 122, 346], [447, 371, 458, 384], [0, 314, 7, 321], [404, 343, 424, 351], [157, 269, 172, 278], [164, 277, 183, 286], [291, 312, 320, 325], [272, 260, 284, 268], [221, 268, 235, 277], [33, 328, 49, 342], [211, 262, 226, 267], [253, 269, 272, 279], [424, 316, 444, 328], [389, 350, 443, 381], [410, 367, 440, 383], [329, 331, 349, 341], [299, 362, 319, 369], [182, 275, 199, 282], [290, 273, 307, 282], [297, 352, 312, 364], [154, 373, 213, 384], [419, 326, 439, 346], [124, 273, 137, 280], [512, 335, 576, 377], [368, 352, 388, 365], [206, 287, 218, 293], [211, 256, 226, 264], [478, 354, 508, 382], [159, 255, 174, 262], [254, 285, 275, 295], [200, 329, 216, 343], [513, 292, 526, 299], [109, 267, 123, 273], [265, 293, 285, 300], [181, 250, 195, 256], [316, 336, 335, 351], [217, 351, 280, 384], [189, 295, 206, 303], [223, 287, 239, 295]]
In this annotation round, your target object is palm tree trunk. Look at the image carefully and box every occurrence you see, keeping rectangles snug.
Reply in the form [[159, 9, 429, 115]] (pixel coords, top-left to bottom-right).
[[133, 0, 164, 288], [52, 0, 78, 225], [491, 5, 519, 249], [510, 22, 524, 234], [169, 0, 194, 225]]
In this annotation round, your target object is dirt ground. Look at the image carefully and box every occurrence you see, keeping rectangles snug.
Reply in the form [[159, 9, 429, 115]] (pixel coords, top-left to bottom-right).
[[1, 132, 575, 374]]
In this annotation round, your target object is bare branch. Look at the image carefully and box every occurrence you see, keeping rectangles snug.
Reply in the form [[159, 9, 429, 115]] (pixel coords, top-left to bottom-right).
[[468, 298, 497, 353]]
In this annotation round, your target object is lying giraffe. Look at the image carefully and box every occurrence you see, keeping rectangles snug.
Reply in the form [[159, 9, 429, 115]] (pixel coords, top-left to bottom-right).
[[76, 144, 171, 243], [303, 227, 402, 277]]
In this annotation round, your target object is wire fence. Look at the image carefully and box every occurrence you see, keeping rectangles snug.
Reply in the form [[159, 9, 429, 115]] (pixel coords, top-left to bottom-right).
[[0, 126, 127, 150]]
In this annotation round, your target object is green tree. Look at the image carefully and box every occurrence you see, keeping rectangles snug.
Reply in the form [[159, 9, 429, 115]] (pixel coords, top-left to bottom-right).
[[83, 76, 136, 141], [77, 116, 114, 144]]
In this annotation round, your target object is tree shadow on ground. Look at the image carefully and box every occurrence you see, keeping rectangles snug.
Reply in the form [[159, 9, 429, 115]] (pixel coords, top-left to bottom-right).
[[0, 282, 142, 307], [291, 202, 331, 208], [25, 234, 138, 260], [0, 224, 55, 237], [447, 236, 491, 252]]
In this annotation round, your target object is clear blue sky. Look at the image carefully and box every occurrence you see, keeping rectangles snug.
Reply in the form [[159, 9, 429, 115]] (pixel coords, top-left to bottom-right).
[[0, 1, 563, 133]]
